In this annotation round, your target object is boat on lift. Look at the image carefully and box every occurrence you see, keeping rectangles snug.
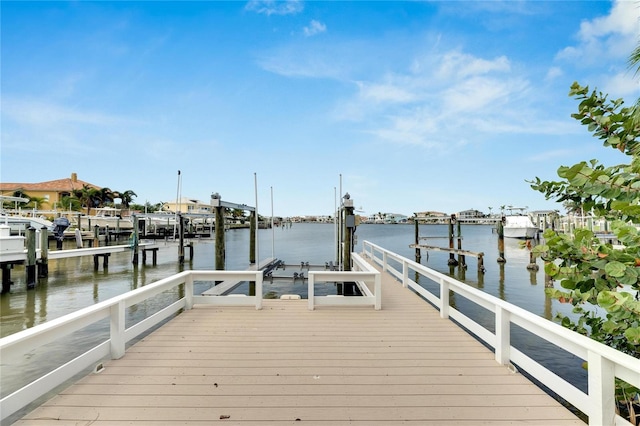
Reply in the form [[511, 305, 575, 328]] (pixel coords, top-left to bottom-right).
[[0, 195, 54, 234], [502, 207, 539, 239]]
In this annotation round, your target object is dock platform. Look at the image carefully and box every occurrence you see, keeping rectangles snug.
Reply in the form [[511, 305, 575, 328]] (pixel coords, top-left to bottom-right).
[[14, 259, 583, 425]]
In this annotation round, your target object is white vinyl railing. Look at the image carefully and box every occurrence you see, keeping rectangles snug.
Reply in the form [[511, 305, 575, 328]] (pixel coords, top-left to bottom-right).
[[0, 270, 263, 423], [361, 240, 640, 426], [307, 252, 381, 310], [0, 260, 383, 423]]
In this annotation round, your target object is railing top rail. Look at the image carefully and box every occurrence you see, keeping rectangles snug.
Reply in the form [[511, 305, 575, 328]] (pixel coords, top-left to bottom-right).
[[0, 269, 264, 351]]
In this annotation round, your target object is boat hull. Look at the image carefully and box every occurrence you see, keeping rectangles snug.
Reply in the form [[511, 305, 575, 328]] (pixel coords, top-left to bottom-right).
[[503, 215, 539, 239]]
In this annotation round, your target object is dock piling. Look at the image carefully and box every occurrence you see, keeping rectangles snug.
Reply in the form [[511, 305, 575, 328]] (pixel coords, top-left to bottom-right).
[[178, 214, 185, 264], [26, 227, 36, 289], [447, 215, 458, 266], [38, 226, 48, 278], [131, 214, 139, 265], [215, 204, 225, 270]]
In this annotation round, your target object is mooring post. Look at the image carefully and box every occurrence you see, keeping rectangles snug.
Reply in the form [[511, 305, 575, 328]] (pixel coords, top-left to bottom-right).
[[178, 213, 185, 264], [342, 193, 354, 272], [76, 213, 82, 233], [414, 217, 421, 262], [447, 215, 458, 266], [131, 214, 139, 266], [1, 264, 12, 294], [93, 225, 99, 248], [456, 220, 465, 267], [497, 217, 506, 263], [214, 203, 225, 270], [249, 211, 256, 264], [38, 226, 49, 278], [26, 226, 37, 289]]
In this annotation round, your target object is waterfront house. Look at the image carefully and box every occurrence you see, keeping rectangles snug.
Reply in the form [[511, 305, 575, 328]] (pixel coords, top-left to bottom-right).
[[0, 173, 100, 211], [457, 209, 485, 220]]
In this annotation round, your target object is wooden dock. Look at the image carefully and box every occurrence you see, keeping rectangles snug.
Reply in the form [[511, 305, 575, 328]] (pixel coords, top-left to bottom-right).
[[14, 260, 584, 425]]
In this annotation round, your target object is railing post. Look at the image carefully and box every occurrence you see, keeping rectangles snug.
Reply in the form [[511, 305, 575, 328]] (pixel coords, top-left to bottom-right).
[[440, 278, 449, 319], [374, 273, 381, 310], [587, 351, 616, 426], [382, 252, 388, 272], [185, 273, 194, 310], [495, 306, 510, 365], [110, 300, 126, 359], [255, 272, 263, 310], [402, 260, 409, 288], [308, 273, 315, 310]]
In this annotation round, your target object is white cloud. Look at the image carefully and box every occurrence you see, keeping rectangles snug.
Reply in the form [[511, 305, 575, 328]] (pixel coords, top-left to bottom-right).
[[578, 0, 638, 39], [557, 0, 640, 63], [245, 0, 303, 16], [436, 52, 511, 79], [545, 66, 563, 81], [356, 81, 416, 104], [602, 71, 640, 98], [334, 50, 551, 148], [2, 98, 129, 128], [303, 20, 326, 37]]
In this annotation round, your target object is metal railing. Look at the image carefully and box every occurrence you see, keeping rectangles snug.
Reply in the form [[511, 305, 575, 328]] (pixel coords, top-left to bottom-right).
[[361, 240, 640, 426]]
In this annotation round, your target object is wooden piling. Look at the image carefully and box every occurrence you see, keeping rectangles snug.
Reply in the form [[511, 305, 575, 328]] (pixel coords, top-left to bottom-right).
[[131, 214, 139, 265], [249, 211, 256, 264], [178, 214, 185, 264], [215, 205, 225, 270], [497, 218, 506, 263], [447, 215, 458, 266], [1, 264, 12, 294], [456, 220, 465, 267], [343, 204, 354, 271], [38, 226, 48, 278], [26, 227, 36, 289], [414, 219, 421, 262], [93, 225, 100, 248]]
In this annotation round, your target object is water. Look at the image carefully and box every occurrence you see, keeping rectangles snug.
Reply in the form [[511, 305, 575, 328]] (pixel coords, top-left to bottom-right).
[[0, 223, 587, 409]]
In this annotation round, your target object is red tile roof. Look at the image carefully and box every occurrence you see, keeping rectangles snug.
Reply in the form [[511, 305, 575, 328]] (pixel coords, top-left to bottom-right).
[[0, 175, 101, 193]]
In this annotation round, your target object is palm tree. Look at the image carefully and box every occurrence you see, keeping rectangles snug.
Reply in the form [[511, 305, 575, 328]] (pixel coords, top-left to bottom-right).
[[97, 187, 115, 208], [629, 41, 640, 123], [25, 196, 46, 210], [117, 190, 137, 208], [73, 185, 100, 215], [60, 195, 81, 211]]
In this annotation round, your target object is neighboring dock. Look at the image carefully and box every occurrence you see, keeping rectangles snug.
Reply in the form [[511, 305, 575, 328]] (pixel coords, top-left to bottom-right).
[[13, 259, 584, 425]]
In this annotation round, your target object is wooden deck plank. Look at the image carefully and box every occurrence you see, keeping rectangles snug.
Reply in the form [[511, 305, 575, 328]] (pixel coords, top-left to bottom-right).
[[16, 260, 585, 425]]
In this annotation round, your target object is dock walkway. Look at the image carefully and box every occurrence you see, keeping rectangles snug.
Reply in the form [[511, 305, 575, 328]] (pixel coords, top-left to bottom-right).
[[15, 260, 584, 425]]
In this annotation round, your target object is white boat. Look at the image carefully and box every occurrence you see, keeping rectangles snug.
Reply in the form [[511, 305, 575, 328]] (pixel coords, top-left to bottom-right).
[[0, 195, 54, 233], [503, 215, 539, 239], [75, 207, 134, 231]]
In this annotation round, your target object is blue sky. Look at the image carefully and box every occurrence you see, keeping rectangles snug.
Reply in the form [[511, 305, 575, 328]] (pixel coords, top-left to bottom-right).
[[2, 1, 639, 218]]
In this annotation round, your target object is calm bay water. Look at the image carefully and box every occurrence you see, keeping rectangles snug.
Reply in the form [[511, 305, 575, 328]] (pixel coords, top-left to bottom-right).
[[0, 223, 587, 414]]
